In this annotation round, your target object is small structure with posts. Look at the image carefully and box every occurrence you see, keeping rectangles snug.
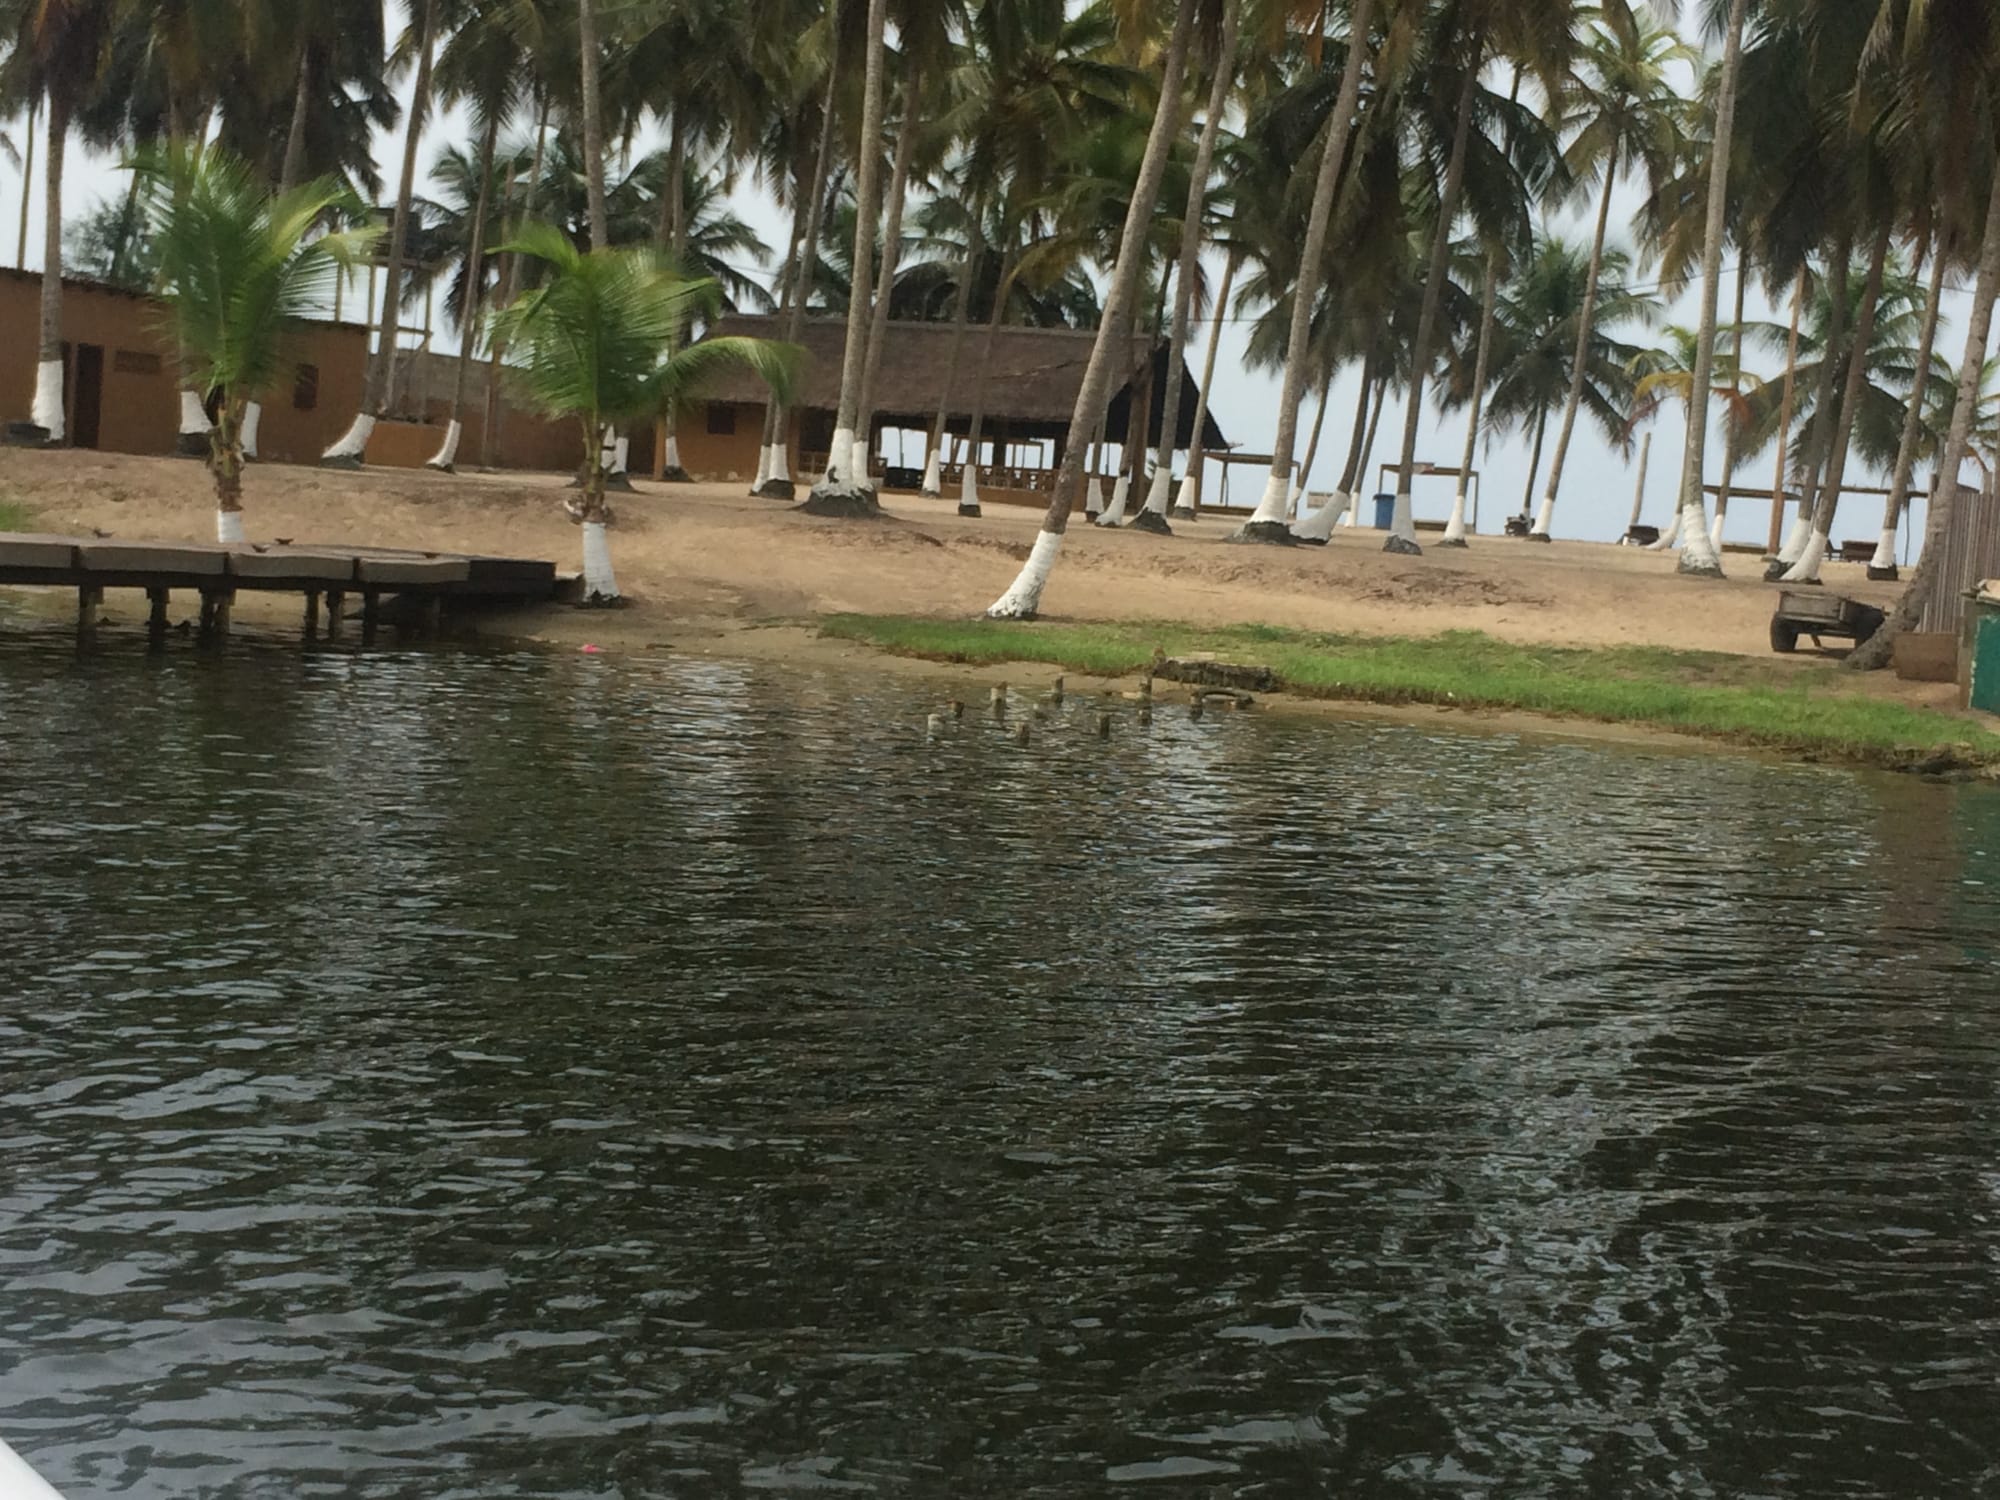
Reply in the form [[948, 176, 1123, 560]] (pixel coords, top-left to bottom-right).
[[0, 533, 561, 642]]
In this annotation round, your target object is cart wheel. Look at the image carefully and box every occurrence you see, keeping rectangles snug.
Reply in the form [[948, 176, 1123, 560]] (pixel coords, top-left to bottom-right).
[[1770, 617, 1800, 653]]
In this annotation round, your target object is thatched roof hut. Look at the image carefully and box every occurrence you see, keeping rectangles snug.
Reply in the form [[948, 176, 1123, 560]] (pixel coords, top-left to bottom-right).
[[694, 315, 1226, 451]]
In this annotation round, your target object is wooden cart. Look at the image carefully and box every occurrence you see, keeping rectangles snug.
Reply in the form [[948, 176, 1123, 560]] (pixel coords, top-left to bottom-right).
[[1769, 590, 1886, 653]]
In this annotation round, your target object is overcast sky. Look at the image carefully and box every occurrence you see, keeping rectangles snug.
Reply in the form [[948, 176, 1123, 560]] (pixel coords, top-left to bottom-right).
[[2, 20, 1970, 552]]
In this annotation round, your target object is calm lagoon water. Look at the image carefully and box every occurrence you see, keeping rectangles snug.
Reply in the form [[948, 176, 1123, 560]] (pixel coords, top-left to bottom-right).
[[2, 625, 1998, 1497]]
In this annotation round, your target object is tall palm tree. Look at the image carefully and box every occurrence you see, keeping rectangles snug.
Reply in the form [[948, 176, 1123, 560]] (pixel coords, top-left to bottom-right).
[[137, 144, 378, 538], [321, 0, 440, 467], [987, 0, 1198, 618], [805, 0, 889, 513], [1529, 12, 1691, 540], [1663, 0, 1752, 577], [1868, 246, 1949, 577], [1132, 0, 1241, 535], [1236, 0, 1377, 542], [2, 0, 113, 447]]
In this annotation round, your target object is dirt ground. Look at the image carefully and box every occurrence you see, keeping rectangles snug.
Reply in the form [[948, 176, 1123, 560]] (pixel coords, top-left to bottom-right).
[[1, 447, 1941, 701]]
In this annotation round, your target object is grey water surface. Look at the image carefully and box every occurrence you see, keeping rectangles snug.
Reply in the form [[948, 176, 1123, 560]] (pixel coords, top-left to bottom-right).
[[2, 627, 1998, 1498]]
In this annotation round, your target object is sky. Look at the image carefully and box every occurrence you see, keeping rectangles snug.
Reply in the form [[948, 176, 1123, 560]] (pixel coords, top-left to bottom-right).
[[0, 16, 1969, 554]]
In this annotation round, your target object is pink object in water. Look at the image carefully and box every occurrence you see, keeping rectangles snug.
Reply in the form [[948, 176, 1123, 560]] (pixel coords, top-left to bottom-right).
[[581, 644, 603, 655]]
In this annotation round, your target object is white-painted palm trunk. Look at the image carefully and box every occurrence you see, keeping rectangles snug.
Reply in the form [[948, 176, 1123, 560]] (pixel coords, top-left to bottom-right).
[[240, 402, 261, 459], [1677, 505, 1725, 575], [1244, 473, 1291, 529], [1707, 506, 1727, 555], [1387, 490, 1418, 545], [662, 433, 683, 472], [752, 445, 773, 491], [1647, 508, 1681, 551], [959, 464, 981, 512], [581, 520, 619, 600], [609, 436, 629, 477], [1869, 524, 1899, 572], [920, 448, 942, 496], [986, 528, 1062, 618], [1529, 495, 1555, 539], [1440, 490, 1471, 544], [32, 359, 64, 442], [1776, 514, 1813, 565], [1097, 472, 1133, 527], [1172, 473, 1198, 514], [1141, 467, 1173, 517], [1780, 529, 1829, 583], [1292, 491, 1349, 541], [216, 509, 245, 544], [767, 442, 791, 486], [178, 388, 212, 442], [322, 412, 374, 463], [1, 1435, 68, 1499], [826, 425, 857, 484], [1086, 473, 1106, 517], [426, 418, 461, 470]]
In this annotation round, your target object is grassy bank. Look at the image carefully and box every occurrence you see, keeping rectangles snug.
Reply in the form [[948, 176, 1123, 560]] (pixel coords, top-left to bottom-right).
[[821, 615, 2000, 772], [0, 495, 36, 531]]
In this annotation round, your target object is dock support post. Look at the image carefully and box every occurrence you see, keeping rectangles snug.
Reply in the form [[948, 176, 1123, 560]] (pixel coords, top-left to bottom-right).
[[421, 595, 443, 640], [77, 584, 102, 632], [147, 587, 169, 638], [361, 589, 380, 646], [325, 591, 346, 641], [197, 592, 218, 638], [303, 590, 320, 640], [213, 589, 234, 638]]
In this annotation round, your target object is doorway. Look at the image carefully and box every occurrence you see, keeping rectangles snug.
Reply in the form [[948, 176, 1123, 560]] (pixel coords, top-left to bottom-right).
[[70, 343, 104, 449]]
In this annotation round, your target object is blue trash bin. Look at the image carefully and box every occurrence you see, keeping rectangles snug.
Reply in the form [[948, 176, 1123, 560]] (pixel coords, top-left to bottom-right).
[[1372, 493, 1395, 530]]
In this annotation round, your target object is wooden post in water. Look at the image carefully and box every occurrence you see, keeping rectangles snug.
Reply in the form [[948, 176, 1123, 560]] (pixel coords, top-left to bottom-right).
[[147, 587, 169, 638], [77, 584, 102, 632], [361, 589, 381, 645], [197, 592, 218, 638], [325, 591, 347, 641], [421, 596, 443, 639], [303, 590, 320, 639], [212, 590, 234, 637]]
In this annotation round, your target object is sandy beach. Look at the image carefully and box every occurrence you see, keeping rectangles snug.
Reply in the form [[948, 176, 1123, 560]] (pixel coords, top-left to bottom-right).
[[1, 447, 1908, 647]]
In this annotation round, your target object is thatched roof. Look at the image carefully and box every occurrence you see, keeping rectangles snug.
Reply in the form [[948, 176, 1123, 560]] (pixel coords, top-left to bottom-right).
[[694, 314, 1226, 450]]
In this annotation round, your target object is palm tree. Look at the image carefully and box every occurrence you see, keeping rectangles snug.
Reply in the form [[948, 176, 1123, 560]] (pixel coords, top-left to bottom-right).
[[2, 0, 113, 447], [987, 0, 1197, 618], [1626, 319, 1758, 524], [1529, 12, 1692, 540], [1666, 0, 1751, 579], [1236, 0, 1377, 543], [805, 0, 889, 513], [136, 144, 378, 538], [321, 0, 440, 467], [1868, 246, 1950, 577], [491, 223, 797, 600]]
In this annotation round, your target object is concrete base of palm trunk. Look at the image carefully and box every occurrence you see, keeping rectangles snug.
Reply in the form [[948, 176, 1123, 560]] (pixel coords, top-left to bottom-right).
[[1231, 520, 1298, 547], [4, 422, 53, 448], [1383, 534, 1424, 556], [957, 466, 981, 518], [1127, 509, 1173, 536], [800, 478, 882, 518]]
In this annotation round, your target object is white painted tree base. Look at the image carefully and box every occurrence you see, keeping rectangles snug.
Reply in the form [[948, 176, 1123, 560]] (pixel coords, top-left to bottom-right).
[[826, 425, 857, 485], [1780, 530, 1829, 583], [1647, 510, 1682, 551], [1708, 508, 1727, 554], [1172, 474, 1198, 515], [1676, 506, 1726, 576], [1439, 491, 1471, 545], [986, 528, 1062, 618], [1528, 494, 1555, 540], [1085, 474, 1106, 517], [241, 402, 261, 459], [426, 419, 462, 471], [752, 446, 772, 492], [920, 450, 942, 497], [582, 520, 619, 600], [767, 443, 791, 484], [322, 412, 375, 464], [1776, 515, 1812, 565], [1292, 491, 1349, 541], [1869, 525, 1898, 571], [959, 464, 982, 513], [1244, 472, 1291, 529], [178, 389, 212, 439], [1386, 491, 1419, 545], [32, 359, 64, 442], [663, 434, 684, 473], [216, 509, 244, 544], [1141, 468, 1173, 516], [1096, 473, 1133, 527]]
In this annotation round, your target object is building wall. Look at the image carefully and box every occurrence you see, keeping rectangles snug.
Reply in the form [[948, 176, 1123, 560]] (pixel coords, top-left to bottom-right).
[[0, 269, 370, 463]]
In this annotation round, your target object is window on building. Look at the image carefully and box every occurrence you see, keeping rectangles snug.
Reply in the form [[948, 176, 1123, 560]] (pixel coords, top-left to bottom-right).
[[705, 403, 736, 436], [293, 364, 319, 411]]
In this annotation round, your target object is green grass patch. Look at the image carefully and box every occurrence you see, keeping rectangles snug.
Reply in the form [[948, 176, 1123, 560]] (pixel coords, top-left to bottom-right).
[[0, 494, 37, 531], [820, 615, 2000, 771]]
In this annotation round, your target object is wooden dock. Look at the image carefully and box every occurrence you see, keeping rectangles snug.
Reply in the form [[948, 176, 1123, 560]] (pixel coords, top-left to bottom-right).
[[0, 532, 564, 642]]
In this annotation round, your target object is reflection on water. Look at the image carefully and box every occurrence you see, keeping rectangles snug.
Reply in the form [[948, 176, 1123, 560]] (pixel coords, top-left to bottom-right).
[[2, 628, 1998, 1497]]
